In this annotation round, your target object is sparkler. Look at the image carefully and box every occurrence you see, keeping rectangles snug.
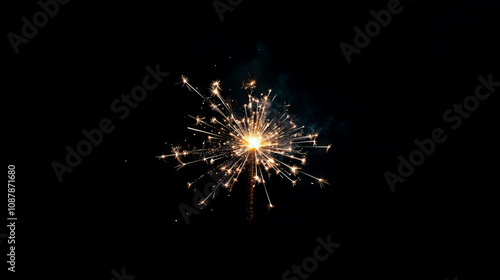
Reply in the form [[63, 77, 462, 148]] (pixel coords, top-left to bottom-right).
[[158, 76, 331, 221]]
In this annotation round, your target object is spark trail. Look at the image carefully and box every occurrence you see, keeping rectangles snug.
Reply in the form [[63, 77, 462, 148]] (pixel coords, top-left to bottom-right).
[[158, 76, 331, 220]]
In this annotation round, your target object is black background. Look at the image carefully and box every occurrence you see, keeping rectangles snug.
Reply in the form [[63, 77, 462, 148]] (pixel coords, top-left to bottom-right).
[[4, 0, 499, 279]]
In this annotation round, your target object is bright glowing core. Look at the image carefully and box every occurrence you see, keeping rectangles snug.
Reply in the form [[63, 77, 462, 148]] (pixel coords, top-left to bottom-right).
[[247, 137, 261, 150]]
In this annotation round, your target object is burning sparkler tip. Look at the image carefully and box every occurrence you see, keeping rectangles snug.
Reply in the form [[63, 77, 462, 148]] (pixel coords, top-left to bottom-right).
[[160, 75, 331, 219]]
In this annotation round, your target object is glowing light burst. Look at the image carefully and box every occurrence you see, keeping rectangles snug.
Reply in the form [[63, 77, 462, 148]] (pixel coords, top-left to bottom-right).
[[158, 76, 331, 220]]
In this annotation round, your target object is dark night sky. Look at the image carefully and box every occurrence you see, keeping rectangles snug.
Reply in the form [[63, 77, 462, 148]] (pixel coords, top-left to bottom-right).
[[4, 0, 499, 279]]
